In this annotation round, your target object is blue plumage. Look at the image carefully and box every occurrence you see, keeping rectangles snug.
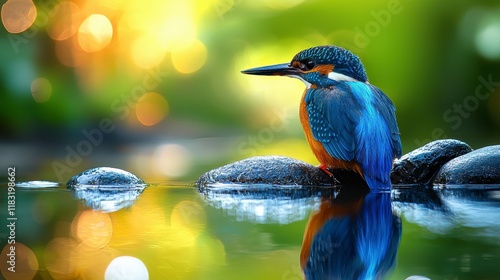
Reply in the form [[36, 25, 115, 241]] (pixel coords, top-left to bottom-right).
[[305, 81, 401, 188], [306, 86, 360, 162], [241, 45, 402, 190]]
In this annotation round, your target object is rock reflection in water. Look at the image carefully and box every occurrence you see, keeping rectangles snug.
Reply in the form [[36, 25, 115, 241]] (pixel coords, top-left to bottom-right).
[[301, 188, 402, 280], [392, 186, 500, 238], [199, 184, 340, 224]]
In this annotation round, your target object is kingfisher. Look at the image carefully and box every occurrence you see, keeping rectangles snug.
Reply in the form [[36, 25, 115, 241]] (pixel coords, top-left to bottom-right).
[[242, 45, 402, 190]]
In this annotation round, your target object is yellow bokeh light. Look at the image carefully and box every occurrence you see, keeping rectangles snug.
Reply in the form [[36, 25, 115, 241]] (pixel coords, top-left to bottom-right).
[[157, 14, 197, 51], [78, 14, 113, 53], [0, 243, 38, 280], [135, 92, 169, 126], [233, 40, 323, 109], [120, 0, 171, 32], [74, 210, 113, 249], [1, 0, 36, 34], [55, 37, 89, 67], [234, 47, 302, 109], [44, 237, 78, 279], [111, 193, 170, 244], [120, 0, 199, 70], [101, 0, 122, 10], [130, 34, 166, 69], [153, 143, 192, 178], [31, 77, 52, 103], [171, 39, 207, 74], [46, 1, 81, 41], [171, 201, 206, 236], [170, 200, 206, 246], [73, 243, 117, 280]]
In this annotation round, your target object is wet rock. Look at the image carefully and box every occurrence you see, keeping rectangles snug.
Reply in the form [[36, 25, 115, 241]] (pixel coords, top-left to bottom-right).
[[67, 167, 146, 189], [434, 145, 500, 185], [196, 156, 337, 187], [391, 139, 472, 185]]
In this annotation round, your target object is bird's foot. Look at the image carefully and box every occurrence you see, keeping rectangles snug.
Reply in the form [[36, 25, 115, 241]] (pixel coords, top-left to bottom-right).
[[318, 164, 333, 177]]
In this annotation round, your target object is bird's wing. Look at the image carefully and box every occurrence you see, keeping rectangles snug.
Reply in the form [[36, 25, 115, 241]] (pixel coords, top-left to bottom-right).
[[305, 86, 361, 161], [369, 85, 402, 159]]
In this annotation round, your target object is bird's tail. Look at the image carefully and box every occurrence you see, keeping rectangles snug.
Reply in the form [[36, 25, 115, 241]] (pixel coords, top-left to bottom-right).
[[364, 175, 392, 192]]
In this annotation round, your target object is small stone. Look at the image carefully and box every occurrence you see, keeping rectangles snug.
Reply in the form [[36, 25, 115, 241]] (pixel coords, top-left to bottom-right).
[[405, 276, 431, 280], [196, 156, 337, 188], [67, 167, 146, 189], [391, 139, 472, 185], [434, 145, 500, 185], [16, 181, 59, 188]]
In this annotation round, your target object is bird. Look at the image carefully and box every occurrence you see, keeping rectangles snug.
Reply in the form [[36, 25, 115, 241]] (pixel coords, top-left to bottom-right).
[[241, 45, 402, 190]]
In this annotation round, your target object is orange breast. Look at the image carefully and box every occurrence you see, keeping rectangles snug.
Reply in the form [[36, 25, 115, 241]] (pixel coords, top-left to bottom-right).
[[299, 89, 363, 175]]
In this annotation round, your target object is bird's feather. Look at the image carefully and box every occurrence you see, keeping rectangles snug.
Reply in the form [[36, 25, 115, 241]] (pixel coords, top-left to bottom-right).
[[305, 82, 401, 186], [305, 86, 361, 162], [369, 85, 402, 159]]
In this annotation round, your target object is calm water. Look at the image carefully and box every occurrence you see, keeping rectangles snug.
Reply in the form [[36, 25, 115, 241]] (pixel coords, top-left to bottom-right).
[[1, 182, 500, 279]]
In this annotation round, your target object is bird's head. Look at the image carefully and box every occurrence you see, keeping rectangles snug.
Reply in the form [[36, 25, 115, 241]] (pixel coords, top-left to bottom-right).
[[242, 45, 368, 87]]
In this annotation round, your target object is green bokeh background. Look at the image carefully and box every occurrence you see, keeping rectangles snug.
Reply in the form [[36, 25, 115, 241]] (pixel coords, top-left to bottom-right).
[[1, 1, 500, 279]]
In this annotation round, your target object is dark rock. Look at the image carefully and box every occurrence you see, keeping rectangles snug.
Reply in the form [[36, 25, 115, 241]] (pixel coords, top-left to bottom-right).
[[391, 139, 472, 185], [196, 156, 338, 187], [198, 139, 476, 189], [67, 167, 146, 189], [434, 145, 500, 185]]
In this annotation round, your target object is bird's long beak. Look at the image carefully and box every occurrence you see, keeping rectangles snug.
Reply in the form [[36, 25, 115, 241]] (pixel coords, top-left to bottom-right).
[[241, 63, 299, 76]]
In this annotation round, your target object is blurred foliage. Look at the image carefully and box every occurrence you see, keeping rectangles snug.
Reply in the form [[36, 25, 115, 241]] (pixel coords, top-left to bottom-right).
[[1, 0, 500, 181], [2, 2, 500, 279]]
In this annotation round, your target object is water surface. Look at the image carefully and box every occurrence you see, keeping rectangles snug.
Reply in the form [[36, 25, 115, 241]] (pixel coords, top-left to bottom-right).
[[1, 182, 500, 279]]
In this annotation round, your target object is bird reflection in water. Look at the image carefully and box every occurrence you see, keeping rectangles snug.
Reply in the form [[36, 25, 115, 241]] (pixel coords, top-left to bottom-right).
[[301, 179, 401, 280]]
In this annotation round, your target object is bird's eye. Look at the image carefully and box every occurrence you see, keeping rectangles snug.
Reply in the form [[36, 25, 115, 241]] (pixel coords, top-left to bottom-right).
[[305, 60, 315, 70], [295, 60, 315, 71]]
